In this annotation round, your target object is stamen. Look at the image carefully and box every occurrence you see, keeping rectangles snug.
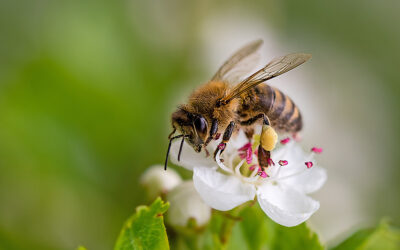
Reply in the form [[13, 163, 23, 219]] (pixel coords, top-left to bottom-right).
[[238, 143, 252, 151], [311, 147, 323, 154], [259, 171, 269, 178], [267, 158, 275, 166], [280, 137, 290, 145], [278, 160, 288, 166], [305, 161, 313, 168], [238, 143, 253, 164], [243, 166, 262, 182], [234, 159, 246, 176], [218, 143, 226, 150], [215, 150, 234, 174]]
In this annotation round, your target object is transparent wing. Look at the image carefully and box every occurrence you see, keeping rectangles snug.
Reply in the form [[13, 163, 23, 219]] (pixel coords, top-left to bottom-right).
[[211, 39, 263, 83], [221, 53, 312, 102]]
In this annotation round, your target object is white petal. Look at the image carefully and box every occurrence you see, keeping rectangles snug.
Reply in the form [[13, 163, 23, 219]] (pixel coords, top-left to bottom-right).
[[169, 140, 216, 170], [257, 184, 320, 227], [280, 167, 327, 194], [193, 167, 256, 211], [166, 181, 211, 227], [269, 143, 310, 178]]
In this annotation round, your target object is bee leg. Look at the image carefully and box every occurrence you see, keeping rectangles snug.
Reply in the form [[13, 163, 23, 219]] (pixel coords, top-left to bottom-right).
[[240, 114, 277, 170], [213, 121, 235, 161], [205, 119, 218, 146], [239, 113, 266, 126], [257, 146, 271, 170]]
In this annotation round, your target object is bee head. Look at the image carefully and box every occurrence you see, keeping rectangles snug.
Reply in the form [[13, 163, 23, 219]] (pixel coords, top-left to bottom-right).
[[171, 108, 208, 152]]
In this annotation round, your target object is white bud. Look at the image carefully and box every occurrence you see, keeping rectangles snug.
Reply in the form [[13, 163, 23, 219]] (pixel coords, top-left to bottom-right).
[[140, 165, 182, 200], [166, 181, 211, 227]]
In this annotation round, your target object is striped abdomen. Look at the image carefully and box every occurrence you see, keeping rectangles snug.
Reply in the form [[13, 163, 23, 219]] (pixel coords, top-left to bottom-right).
[[239, 83, 302, 133]]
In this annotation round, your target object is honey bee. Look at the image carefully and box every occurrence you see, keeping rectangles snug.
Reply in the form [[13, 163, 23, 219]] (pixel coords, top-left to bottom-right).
[[165, 40, 311, 170]]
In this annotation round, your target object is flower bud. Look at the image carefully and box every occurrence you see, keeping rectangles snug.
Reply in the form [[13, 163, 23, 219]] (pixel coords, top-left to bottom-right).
[[166, 181, 211, 228], [140, 165, 182, 200]]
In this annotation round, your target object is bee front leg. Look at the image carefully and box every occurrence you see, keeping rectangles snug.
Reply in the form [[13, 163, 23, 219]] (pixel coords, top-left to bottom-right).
[[213, 121, 235, 161], [205, 119, 218, 146]]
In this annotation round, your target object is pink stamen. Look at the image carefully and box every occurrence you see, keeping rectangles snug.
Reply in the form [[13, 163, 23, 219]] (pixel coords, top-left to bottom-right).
[[246, 148, 253, 164], [238, 143, 253, 164], [267, 158, 275, 166], [280, 137, 291, 145], [218, 143, 226, 150], [278, 160, 288, 166], [311, 147, 323, 153], [259, 171, 269, 178], [305, 161, 313, 168], [215, 133, 221, 140], [249, 164, 257, 171], [238, 143, 252, 151]]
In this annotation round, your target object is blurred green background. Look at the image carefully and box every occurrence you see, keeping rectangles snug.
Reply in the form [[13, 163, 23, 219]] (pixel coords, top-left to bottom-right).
[[0, 0, 399, 249]]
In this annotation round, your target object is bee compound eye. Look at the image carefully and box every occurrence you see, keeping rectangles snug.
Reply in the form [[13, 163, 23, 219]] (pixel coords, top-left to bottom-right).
[[194, 116, 207, 134]]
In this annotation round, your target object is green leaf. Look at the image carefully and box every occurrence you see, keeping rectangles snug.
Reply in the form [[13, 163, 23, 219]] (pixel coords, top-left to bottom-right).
[[114, 198, 170, 250], [331, 220, 400, 250], [238, 204, 324, 250]]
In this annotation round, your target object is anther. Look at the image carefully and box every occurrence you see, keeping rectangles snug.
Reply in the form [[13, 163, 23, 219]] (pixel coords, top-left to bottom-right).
[[249, 165, 256, 171], [305, 161, 313, 168], [218, 143, 226, 150], [311, 147, 323, 153], [278, 160, 288, 166], [259, 171, 269, 178], [280, 137, 291, 145]]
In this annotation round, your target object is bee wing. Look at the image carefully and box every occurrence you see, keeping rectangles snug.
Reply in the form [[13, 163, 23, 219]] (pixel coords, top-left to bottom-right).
[[220, 53, 312, 102], [211, 39, 263, 83]]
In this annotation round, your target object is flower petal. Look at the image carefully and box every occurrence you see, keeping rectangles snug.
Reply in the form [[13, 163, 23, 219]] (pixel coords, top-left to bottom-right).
[[268, 143, 310, 178], [280, 167, 327, 194], [257, 184, 319, 227], [169, 140, 215, 170], [166, 181, 211, 227], [193, 167, 256, 211]]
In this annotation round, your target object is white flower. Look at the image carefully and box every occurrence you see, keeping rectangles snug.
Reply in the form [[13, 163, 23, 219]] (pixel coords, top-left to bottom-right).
[[141, 165, 182, 200], [166, 181, 212, 227], [169, 130, 327, 227]]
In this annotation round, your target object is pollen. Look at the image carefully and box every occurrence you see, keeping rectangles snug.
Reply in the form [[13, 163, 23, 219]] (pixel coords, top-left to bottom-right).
[[260, 125, 278, 151], [311, 147, 323, 153], [280, 137, 291, 145], [305, 161, 313, 168], [278, 160, 288, 166]]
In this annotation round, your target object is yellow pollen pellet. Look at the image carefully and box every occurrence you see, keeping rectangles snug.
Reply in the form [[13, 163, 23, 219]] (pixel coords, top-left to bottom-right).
[[260, 125, 278, 151]]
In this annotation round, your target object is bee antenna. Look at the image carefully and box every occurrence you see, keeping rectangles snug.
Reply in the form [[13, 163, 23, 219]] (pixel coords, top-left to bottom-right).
[[164, 134, 184, 170], [177, 136, 185, 162]]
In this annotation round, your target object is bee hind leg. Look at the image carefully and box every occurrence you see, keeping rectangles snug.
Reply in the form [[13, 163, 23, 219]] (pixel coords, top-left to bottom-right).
[[213, 121, 235, 161], [240, 114, 277, 170]]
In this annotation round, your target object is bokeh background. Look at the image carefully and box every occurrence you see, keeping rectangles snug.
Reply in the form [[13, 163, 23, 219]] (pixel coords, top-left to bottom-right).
[[1, 0, 399, 249]]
